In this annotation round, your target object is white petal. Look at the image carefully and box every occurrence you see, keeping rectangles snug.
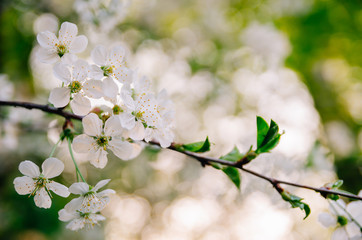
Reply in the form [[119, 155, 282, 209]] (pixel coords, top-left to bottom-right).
[[37, 31, 58, 49], [345, 222, 361, 238], [53, 62, 71, 83], [113, 67, 132, 84], [69, 182, 89, 195], [102, 77, 118, 99], [119, 113, 136, 130], [93, 179, 111, 192], [331, 228, 349, 240], [19, 160, 40, 178], [60, 53, 78, 65], [70, 94, 91, 116], [128, 142, 143, 159], [73, 134, 97, 153], [129, 121, 145, 141], [34, 187, 52, 209], [108, 139, 133, 160], [104, 116, 123, 137], [49, 87, 70, 108], [72, 59, 89, 83], [82, 113, 103, 136], [69, 35, 88, 53], [83, 80, 103, 99], [91, 45, 107, 66], [64, 197, 84, 212], [90, 213, 106, 222], [59, 208, 78, 222], [108, 45, 126, 67], [90, 148, 108, 169], [66, 218, 85, 231], [89, 65, 104, 80], [14, 176, 35, 195], [58, 22, 78, 46], [48, 181, 70, 197], [42, 157, 64, 178], [120, 85, 135, 110], [37, 47, 59, 64], [97, 189, 116, 197], [318, 212, 336, 228]]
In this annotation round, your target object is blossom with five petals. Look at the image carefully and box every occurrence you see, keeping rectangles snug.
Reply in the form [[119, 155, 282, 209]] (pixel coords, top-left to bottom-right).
[[58, 208, 105, 231], [13, 158, 70, 208]]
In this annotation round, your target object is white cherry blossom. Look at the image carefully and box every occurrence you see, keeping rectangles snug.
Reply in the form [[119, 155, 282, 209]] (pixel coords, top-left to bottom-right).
[[37, 22, 88, 64], [65, 179, 115, 213], [89, 45, 132, 84], [13, 158, 70, 208], [72, 113, 134, 168], [49, 58, 103, 115], [58, 208, 105, 231]]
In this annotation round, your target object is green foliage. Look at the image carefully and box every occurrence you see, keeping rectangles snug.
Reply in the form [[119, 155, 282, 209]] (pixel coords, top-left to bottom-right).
[[281, 191, 311, 219], [180, 136, 211, 153], [220, 146, 244, 162], [326, 180, 343, 200], [255, 116, 282, 154]]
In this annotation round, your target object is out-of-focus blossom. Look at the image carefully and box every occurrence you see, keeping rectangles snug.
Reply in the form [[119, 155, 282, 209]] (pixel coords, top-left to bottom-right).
[[13, 158, 70, 208], [0, 74, 14, 100], [58, 208, 106, 231]]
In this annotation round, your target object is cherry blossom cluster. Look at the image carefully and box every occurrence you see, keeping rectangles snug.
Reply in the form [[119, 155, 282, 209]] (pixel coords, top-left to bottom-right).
[[13, 21, 174, 230]]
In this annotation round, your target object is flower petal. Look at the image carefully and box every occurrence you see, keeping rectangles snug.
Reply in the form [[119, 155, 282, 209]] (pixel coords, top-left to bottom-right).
[[108, 139, 133, 160], [13, 176, 35, 195], [37, 31, 58, 49], [66, 218, 85, 231], [72, 59, 89, 83], [19, 160, 40, 178], [97, 189, 116, 197], [48, 181, 70, 197], [73, 134, 97, 153], [128, 121, 145, 141], [69, 35, 88, 53], [93, 179, 111, 192], [53, 62, 72, 83], [83, 80, 104, 99], [49, 87, 70, 108], [91, 45, 107, 66], [64, 197, 84, 212], [69, 182, 89, 195], [70, 94, 91, 116], [128, 142, 143, 159], [113, 67, 132, 84], [119, 113, 136, 130], [37, 47, 59, 64], [42, 157, 64, 179], [108, 46, 126, 68], [89, 65, 104, 80], [102, 77, 118, 99], [318, 212, 336, 228], [89, 148, 108, 169], [34, 187, 52, 209], [59, 208, 78, 222], [331, 228, 349, 240], [104, 116, 123, 137], [58, 22, 78, 46], [82, 113, 103, 136]]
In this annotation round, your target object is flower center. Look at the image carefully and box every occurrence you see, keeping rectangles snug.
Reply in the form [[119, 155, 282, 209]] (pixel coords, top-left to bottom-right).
[[96, 135, 110, 150], [101, 66, 113, 77], [57, 45, 68, 57], [112, 105, 123, 115], [70, 81, 82, 93]]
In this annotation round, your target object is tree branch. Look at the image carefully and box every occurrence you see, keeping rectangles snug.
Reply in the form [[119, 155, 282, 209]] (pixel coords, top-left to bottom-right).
[[1, 100, 361, 201]]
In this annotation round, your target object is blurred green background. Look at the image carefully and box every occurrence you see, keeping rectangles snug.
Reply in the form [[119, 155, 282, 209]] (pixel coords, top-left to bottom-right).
[[0, 0, 361, 239]]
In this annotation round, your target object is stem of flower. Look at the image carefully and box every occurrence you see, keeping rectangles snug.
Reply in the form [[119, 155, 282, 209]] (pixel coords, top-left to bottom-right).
[[333, 199, 362, 230], [67, 138, 86, 183], [49, 138, 61, 158]]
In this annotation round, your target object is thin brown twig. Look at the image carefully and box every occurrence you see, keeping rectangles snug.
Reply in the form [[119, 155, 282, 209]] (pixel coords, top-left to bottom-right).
[[1, 100, 361, 201]]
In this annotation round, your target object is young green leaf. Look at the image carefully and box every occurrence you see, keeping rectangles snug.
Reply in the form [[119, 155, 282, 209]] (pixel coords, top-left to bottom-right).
[[256, 118, 282, 154], [222, 167, 241, 189], [181, 137, 211, 153], [257, 116, 269, 148], [281, 191, 311, 219], [220, 147, 244, 162], [332, 180, 343, 189]]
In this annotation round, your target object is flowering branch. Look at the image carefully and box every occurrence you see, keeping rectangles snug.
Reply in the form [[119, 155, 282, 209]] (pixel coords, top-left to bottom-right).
[[2, 100, 361, 201]]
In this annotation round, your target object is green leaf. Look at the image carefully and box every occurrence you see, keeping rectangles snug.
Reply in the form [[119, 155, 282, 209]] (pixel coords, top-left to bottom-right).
[[222, 167, 241, 189], [181, 137, 211, 153], [281, 191, 311, 219], [257, 116, 269, 148], [220, 147, 244, 162], [256, 118, 282, 154]]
